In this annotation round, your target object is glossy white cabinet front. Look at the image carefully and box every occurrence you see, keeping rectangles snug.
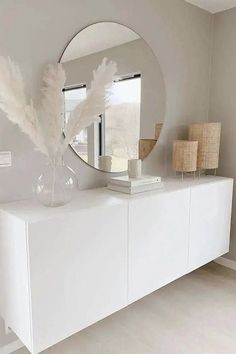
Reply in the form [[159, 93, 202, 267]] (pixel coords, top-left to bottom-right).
[[128, 188, 190, 303], [188, 179, 233, 272], [29, 204, 128, 353], [0, 194, 128, 354], [0, 177, 233, 354]]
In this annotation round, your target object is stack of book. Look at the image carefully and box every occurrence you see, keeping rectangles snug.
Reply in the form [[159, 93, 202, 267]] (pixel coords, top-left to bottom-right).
[[107, 175, 163, 194]]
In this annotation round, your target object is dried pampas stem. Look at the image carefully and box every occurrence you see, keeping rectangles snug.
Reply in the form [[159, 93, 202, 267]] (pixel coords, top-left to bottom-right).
[[0, 57, 48, 156], [0, 57, 117, 163], [63, 57, 117, 153], [40, 64, 66, 162]]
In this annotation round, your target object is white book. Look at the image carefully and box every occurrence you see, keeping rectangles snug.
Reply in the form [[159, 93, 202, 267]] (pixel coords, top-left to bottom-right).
[[107, 182, 164, 195], [109, 175, 161, 187]]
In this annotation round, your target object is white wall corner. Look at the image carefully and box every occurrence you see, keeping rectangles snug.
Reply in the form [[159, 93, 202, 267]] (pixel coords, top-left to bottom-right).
[[0, 340, 23, 354], [215, 257, 236, 271]]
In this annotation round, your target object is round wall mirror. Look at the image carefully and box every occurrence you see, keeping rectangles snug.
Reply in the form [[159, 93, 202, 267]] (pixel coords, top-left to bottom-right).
[[60, 22, 166, 173]]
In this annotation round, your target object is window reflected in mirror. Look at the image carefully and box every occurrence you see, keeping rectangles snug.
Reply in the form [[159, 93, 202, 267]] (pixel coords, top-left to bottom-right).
[[64, 74, 141, 172], [106, 74, 141, 171], [64, 86, 88, 163]]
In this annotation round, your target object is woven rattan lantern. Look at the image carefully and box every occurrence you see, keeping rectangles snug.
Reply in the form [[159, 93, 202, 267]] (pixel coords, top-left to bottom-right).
[[172, 140, 198, 174], [189, 122, 221, 170], [155, 123, 163, 140]]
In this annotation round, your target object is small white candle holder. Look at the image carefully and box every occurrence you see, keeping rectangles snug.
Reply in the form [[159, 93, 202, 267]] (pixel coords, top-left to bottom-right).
[[99, 155, 112, 172], [128, 159, 142, 178]]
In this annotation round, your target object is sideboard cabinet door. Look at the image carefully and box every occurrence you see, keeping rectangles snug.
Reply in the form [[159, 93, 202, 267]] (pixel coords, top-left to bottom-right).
[[28, 203, 128, 353], [128, 188, 190, 303], [188, 179, 233, 272], [0, 201, 128, 354]]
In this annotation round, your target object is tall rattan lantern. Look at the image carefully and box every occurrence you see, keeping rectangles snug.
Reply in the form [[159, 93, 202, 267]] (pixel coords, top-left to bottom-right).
[[172, 140, 198, 176], [189, 122, 221, 171]]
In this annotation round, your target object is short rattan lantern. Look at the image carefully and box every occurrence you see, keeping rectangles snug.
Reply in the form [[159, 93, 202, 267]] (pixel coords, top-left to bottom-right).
[[189, 122, 221, 170], [155, 123, 163, 140], [172, 140, 198, 174]]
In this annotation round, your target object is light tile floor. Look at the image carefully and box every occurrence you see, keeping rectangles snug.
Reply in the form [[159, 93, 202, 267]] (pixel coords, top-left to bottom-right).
[[14, 263, 236, 354]]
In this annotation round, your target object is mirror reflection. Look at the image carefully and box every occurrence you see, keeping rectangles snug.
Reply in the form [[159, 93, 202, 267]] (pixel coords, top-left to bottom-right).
[[61, 22, 165, 172]]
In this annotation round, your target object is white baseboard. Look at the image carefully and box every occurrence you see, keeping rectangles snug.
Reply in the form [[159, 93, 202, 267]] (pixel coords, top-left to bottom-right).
[[0, 339, 24, 354], [215, 257, 236, 271]]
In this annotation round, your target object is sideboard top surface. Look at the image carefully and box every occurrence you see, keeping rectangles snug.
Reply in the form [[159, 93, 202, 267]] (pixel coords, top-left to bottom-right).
[[0, 176, 233, 223]]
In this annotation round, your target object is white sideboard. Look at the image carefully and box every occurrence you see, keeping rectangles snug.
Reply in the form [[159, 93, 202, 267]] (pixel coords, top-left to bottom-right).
[[0, 176, 233, 354]]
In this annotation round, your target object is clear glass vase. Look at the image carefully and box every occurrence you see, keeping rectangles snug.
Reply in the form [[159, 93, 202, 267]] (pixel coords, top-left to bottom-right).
[[36, 159, 77, 207]]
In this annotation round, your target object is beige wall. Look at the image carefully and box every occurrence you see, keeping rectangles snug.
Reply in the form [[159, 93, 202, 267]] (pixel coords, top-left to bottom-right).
[[0, 0, 213, 349], [209, 8, 236, 262]]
